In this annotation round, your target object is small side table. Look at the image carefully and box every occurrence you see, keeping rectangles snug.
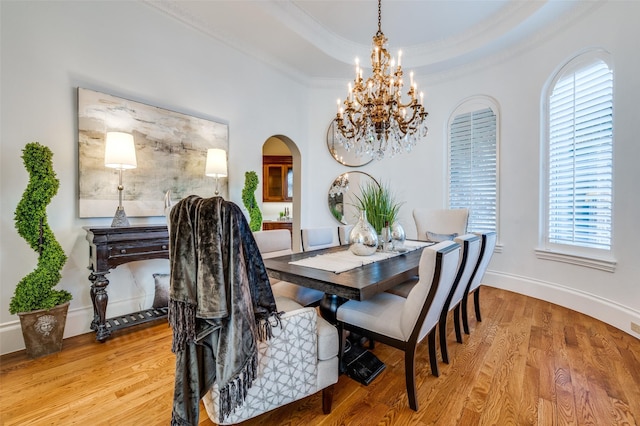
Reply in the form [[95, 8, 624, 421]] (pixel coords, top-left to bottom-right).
[[84, 225, 169, 342]]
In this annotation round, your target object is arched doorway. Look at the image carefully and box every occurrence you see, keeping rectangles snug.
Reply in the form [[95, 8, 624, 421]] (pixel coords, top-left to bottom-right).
[[262, 135, 302, 252]]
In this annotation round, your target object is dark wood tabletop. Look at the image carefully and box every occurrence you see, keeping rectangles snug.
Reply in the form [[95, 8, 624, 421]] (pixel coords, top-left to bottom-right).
[[263, 243, 427, 301]]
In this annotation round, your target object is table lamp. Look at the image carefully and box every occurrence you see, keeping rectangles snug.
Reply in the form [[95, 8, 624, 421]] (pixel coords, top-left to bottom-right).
[[104, 132, 137, 227], [205, 148, 227, 196]]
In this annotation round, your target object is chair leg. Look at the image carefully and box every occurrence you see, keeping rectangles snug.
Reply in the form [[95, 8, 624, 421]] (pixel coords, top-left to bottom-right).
[[322, 384, 335, 414], [453, 304, 463, 343], [337, 323, 347, 374], [428, 329, 439, 377], [405, 346, 419, 411], [461, 293, 470, 335], [474, 287, 482, 322], [439, 311, 449, 364]]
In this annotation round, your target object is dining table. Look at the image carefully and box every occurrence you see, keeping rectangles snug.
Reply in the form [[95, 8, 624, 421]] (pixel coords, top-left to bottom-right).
[[262, 240, 431, 323]]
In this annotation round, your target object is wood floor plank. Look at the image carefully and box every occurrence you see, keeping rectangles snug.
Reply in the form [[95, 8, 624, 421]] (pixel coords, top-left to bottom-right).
[[1, 287, 639, 425]]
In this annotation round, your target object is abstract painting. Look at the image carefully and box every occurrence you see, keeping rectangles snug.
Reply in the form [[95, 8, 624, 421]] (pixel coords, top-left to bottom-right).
[[78, 88, 228, 218]]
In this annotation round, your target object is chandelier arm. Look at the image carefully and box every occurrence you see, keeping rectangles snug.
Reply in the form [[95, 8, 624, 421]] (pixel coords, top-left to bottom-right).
[[335, 119, 358, 140], [397, 107, 425, 134], [337, 111, 363, 140]]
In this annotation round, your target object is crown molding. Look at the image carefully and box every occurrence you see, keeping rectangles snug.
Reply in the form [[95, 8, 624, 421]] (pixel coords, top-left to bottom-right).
[[143, 0, 604, 90], [143, 1, 313, 86], [401, 1, 545, 69], [412, 0, 605, 86], [255, 0, 546, 70], [255, 1, 364, 66]]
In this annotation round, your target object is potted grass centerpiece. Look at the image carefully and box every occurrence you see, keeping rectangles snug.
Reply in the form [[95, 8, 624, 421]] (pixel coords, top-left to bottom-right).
[[352, 180, 405, 250]]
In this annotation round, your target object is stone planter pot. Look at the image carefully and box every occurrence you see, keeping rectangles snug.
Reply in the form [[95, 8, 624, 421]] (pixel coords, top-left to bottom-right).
[[17, 301, 70, 359]]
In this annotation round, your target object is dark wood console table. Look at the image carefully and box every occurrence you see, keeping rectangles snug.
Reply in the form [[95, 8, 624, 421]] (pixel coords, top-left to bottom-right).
[[84, 225, 169, 342]]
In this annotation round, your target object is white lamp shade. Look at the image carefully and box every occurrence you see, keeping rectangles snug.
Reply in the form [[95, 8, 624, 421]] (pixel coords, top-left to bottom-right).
[[205, 148, 227, 177], [105, 132, 137, 169]]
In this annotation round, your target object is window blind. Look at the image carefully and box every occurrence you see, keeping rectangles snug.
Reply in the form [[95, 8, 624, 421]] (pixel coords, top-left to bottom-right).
[[449, 107, 497, 233], [548, 61, 613, 250]]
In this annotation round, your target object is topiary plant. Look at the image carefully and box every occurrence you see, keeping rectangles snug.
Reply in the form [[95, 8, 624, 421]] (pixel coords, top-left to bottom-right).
[[10, 142, 72, 314], [242, 170, 262, 232]]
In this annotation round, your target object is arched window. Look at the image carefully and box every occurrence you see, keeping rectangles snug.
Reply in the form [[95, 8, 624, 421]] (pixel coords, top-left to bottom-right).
[[539, 50, 615, 271], [448, 96, 499, 234]]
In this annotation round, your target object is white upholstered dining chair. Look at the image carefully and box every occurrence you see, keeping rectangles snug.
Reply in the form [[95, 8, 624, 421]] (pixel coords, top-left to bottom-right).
[[335, 240, 461, 411], [301, 226, 340, 251], [462, 231, 497, 334], [413, 208, 469, 242], [253, 229, 324, 306], [438, 233, 481, 364]]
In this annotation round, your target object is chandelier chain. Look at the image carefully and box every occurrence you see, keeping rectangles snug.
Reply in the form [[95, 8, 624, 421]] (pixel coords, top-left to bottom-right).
[[377, 0, 382, 35]]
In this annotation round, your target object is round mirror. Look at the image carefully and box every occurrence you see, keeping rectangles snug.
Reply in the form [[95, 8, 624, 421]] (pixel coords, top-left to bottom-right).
[[327, 121, 373, 167], [328, 171, 379, 224]]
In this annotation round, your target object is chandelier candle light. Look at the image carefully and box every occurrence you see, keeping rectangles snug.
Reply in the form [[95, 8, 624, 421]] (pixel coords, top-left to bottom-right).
[[334, 0, 428, 160], [205, 148, 228, 196], [104, 131, 137, 227]]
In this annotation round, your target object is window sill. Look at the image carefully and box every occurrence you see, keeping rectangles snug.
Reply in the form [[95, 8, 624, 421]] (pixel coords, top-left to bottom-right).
[[534, 248, 616, 272]]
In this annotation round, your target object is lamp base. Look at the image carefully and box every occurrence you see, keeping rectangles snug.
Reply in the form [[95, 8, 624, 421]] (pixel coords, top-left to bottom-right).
[[111, 206, 130, 227]]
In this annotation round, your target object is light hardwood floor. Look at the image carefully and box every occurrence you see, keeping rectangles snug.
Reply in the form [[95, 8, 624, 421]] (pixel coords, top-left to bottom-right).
[[1, 286, 639, 425]]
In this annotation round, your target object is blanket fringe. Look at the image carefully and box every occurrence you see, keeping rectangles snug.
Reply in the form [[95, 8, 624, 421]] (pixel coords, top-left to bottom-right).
[[169, 298, 197, 353], [170, 413, 191, 426], [256, 311, 282, 341], [219, 350, 259, 422]]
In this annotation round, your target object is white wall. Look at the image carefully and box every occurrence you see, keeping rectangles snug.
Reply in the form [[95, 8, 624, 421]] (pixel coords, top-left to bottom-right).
[[306, 1, 640, 338], [0, 1, 310, 354], [2, 1, 639, 355]]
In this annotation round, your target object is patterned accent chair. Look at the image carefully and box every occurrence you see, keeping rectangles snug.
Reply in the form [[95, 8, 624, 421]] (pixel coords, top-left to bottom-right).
[[165, 202, 338, 424], [203, 295, 339, 424]]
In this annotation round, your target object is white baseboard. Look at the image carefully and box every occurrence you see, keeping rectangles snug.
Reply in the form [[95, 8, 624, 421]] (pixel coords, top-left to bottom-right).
[[0, 296, 152, 356], [4, 272, 638, 355], [483, 270, 640, 338]]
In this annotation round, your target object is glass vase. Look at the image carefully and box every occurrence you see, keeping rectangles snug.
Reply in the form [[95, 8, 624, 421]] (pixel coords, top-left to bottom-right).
[[391, 222, 406, 250], [380, 221, 392, 252], [349, 210, 379, 256]]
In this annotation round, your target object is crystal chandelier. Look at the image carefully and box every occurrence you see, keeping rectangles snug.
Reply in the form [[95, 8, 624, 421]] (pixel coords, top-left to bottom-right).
[[334, 0, 429, 160], [329, 173, 350, 198]]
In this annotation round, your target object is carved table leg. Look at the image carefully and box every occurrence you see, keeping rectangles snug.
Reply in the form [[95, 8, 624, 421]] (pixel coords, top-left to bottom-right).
[[89, 272, 111, 342]]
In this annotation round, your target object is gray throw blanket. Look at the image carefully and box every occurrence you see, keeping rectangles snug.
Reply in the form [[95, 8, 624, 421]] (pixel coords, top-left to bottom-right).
[[168, 195, 280, 425]]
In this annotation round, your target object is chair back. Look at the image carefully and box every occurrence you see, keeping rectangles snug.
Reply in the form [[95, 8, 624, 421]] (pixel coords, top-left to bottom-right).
[[467, 231, 497, 293], [253, 229, 292, 259], [338, 224, 354, 245], [449, 234, 482, 307], [301, 226, 339, 251], [401, 240, 461, 341], [412, 208, 469, 242]]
